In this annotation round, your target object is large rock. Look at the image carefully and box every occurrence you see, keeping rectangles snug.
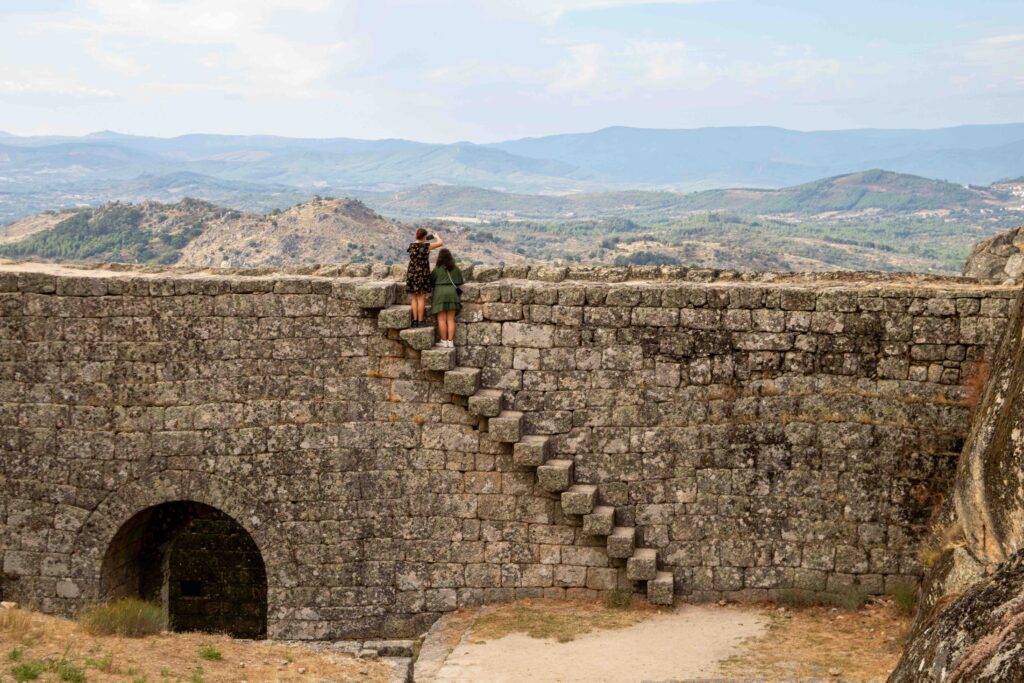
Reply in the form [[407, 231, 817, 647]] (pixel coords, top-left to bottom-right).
[[889, 549, 1024, 682], [963, 226, 1024, 283]]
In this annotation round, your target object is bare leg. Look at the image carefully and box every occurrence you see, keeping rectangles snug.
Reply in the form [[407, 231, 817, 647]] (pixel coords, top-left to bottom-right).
[[445, 311, 456, 341], [438, 310, 449, 340]]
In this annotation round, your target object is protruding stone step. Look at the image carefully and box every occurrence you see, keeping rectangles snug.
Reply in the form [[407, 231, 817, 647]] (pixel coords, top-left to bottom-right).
[[378, 305, 412, 330], [488, 410, 523, 443], [607, 527, 636, 559], [444, 367, 480, 396], [468, 389, 505, 418], [560, 484, 598, 515], [420, 347, 456, 372], [626, 548, 658, 581], [582, 505, 615, 536], [536, 459, 574, 492], [647, 571, 674, 606], [355, 282, 397, 309], [399, 326, 436, 351], [513, 435, 551, 467]]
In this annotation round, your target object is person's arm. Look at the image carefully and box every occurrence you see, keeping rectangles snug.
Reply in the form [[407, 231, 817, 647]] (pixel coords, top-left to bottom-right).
[[428, 233, 444, 250], [452, 267, 464, 286]]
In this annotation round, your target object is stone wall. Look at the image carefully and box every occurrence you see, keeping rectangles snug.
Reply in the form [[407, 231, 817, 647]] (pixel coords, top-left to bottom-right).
[[0, 262, 1017, 639]]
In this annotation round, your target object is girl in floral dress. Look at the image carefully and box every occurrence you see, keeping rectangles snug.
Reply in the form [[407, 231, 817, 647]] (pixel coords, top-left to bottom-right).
[[406, 228, 444, 327]]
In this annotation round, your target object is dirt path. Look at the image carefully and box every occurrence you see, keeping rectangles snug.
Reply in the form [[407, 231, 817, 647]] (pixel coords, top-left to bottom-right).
[[431, 605, 767, 683]]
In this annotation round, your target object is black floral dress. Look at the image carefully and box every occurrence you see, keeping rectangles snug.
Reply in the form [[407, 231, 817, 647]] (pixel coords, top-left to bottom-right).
[[406, 242, 433, 294]]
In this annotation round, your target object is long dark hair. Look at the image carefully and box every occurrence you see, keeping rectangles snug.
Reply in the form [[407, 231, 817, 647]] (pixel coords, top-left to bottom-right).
[[435, 248, 456, 271]]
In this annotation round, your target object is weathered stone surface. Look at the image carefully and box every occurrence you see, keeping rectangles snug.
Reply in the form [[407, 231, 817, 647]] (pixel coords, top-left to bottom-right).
[[467, 389, 504, 417], [420, 348, 456, 372], [443, 367, 480, 396], [378, 305, 412, 330], [583, 506, 615, 536], [513, 435, 551, 467], [607, 527, 636, 559], [648, 571, 674, 605], [537, 460, 574, 492], [488, 411, 523, 443], [561, 485, 598, 515], [399, 326, 436, 350], [963, 225, 1024, 284], [0, 263, 1016, 642], [627, 548, 658, 581], [891, 549, 1024, 682]]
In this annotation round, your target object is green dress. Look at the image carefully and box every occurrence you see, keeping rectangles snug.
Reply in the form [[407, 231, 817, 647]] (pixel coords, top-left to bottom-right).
[[430, 266, 464, 314]]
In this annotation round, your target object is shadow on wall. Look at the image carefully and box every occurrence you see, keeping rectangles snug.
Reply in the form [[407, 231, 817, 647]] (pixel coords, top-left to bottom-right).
[[100, 501, 267, 639]]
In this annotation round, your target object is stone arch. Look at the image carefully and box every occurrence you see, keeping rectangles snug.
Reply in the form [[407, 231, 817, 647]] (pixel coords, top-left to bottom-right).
[[69, 470, 285, 637]]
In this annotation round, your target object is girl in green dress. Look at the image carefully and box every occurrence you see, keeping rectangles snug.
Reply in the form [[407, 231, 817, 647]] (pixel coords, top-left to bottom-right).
[[430, 248, 463, 348]]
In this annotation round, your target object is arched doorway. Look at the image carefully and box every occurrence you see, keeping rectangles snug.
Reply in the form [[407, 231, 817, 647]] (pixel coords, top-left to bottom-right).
[[100, 501, 268, 639]]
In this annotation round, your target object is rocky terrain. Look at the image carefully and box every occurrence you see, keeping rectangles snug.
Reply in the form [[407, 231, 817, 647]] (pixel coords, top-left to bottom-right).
[[963, 225, 1024, 284]]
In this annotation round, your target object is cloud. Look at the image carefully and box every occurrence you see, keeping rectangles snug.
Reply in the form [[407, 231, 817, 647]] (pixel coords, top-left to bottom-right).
[[0, 66, 116, 101], [482, 0, 718, 23], [73, 0, 350, 95], [547, 43, 604, 94]]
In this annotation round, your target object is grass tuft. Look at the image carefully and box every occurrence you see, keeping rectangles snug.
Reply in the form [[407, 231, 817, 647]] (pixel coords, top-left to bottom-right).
[[197, 645, 222, 662], [79, 600, 163, 638], [10, 660, 45, 682], [604, 589, 632, 609], [890, 583, 917, 616], [53, 658, 87, 683], [7, 647, 24, 662]]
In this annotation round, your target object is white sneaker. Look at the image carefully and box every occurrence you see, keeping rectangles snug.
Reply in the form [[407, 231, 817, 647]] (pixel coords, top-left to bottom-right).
[[445, 340, 455, 348], [434, 341, 446, 348]]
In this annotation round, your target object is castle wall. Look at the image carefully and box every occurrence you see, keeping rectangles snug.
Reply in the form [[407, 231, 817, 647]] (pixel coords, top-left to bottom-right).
[[0, 262, 1015, 638]]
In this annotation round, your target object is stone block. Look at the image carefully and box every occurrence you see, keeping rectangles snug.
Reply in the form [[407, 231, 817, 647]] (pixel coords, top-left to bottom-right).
[[355, 282, 397, 309], [467, 389, 505, 417], [536, 459, 574, 492], [586, 567, 618, 591], [647, 571, 674, 605], [583, 506, 615, 536], [488, 410, 523, 443], [513, 435, 551, 467], [502, 322, 554, 348], [560, 484, 598, 515], [420, 347, 456, 372], [607, 527, 636, 559], [443, 367, 480, 396], [378, 306, 412, 330], [627, 548, 658, 581], [399, 326, 436, 350]]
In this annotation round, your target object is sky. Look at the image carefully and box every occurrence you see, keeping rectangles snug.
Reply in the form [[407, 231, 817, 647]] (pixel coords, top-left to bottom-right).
[[1, 0, 1022, 142]]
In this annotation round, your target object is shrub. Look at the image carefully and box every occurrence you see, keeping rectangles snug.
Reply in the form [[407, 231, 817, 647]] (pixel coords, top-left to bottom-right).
[[79, 599, 163, 638], [197, 646, 222, 662], [10, 660, 45, 682], [53, 659, 86, 683], [891, 583, 917, 616]]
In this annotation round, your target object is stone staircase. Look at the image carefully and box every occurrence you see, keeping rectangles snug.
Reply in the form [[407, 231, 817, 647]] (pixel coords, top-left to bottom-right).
[[362, 286, 673, 606]]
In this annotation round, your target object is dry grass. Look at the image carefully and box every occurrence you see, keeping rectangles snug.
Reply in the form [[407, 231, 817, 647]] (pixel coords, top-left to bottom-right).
[[0, 607, 390, 683], [79, 600, 162, 638], [469, 597, 659, 644], [720, 598, 911, 681], [963, 360, 992, 410]]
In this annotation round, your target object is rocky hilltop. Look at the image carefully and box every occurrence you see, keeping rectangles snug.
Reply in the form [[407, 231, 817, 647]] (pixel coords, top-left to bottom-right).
[[0, 196, 407, 267]]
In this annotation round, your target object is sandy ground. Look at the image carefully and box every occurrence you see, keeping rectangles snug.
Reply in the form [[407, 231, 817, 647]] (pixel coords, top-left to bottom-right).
[[422, 598, 911, 683], [433, 605, 767, 683]]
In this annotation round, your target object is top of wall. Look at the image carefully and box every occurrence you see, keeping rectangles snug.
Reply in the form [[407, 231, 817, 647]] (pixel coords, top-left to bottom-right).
[[2, 258, 1021, 294]]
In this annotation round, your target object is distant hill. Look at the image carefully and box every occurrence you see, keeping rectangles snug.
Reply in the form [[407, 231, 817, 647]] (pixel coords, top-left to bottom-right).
[[0, 197, 409, 267], [358, 170, 1004, 221]]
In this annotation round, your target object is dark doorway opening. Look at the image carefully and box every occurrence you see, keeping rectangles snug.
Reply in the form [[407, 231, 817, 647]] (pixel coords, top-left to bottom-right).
[[100, 501, 267, 639]]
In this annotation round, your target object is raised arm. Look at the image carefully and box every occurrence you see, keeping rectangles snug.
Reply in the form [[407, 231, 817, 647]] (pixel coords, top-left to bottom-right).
[[428, 233, 445, 250]]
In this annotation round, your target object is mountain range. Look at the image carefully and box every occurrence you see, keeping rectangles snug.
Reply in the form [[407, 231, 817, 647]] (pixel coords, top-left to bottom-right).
[[2, 124, 1024, 204]]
